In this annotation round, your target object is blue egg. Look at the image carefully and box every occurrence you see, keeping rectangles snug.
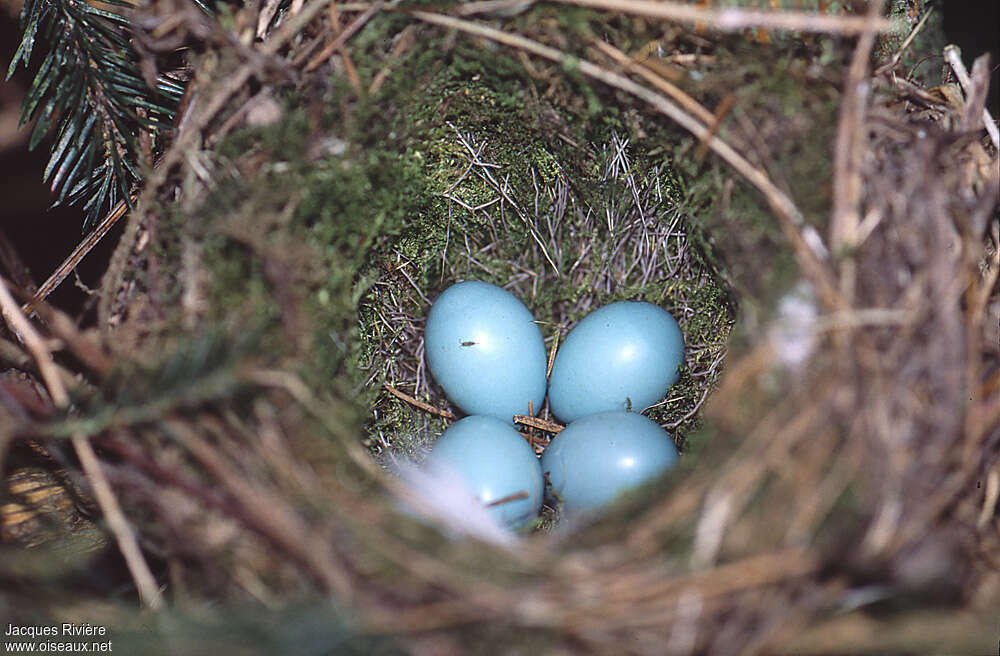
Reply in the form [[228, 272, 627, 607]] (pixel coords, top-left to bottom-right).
[[425, 281, 547, 422], [548, 301, 684, 423], [424, 415, 543, 530], [541, 411, 678, 513]]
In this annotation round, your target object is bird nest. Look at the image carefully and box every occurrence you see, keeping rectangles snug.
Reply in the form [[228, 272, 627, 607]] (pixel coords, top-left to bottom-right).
[[1, 1, 998, 654]]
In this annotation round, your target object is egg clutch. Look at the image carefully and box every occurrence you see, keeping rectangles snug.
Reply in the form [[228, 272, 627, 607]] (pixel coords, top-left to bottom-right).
[[420, 280, 684, 531]]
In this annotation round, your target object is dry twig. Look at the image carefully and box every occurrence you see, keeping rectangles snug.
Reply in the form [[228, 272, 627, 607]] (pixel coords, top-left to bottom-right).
[[830, 0, 884, 303], [591, 40, 715, 126], [513, 414, 564, 433], [0, 277, 163, 610], [329, 2, 364, 94], [23, 198, 131, 316], [369, 25, 417, 94], [304, 1, 385, 73], [550, 0, 896, 35], [944, 45, 1000, 149], [383, 382, 457, 420], [875, 5, 934, 74]]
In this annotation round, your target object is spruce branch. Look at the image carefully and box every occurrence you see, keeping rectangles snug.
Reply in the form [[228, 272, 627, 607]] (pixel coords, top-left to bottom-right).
[[7, 0, 182, 230]]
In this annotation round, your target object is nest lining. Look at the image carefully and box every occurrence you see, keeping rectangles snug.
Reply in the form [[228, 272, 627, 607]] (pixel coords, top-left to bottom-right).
[[358, 128, 734, 466]]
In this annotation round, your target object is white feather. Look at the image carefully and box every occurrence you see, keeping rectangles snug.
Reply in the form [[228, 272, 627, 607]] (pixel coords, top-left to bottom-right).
[[769, 281, 818, 368], [391, 458, 518, 548]]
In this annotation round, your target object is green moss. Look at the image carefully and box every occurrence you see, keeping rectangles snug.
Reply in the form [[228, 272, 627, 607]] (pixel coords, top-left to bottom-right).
[[185, 8, 883, 489], [309, 39, 738, 457]]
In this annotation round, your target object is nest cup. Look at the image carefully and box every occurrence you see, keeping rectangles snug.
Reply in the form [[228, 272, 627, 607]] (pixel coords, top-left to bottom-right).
[[358, 129, 734, 468]]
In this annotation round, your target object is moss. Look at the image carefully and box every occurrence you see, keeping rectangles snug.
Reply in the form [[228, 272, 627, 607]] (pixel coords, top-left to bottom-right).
[[310, 39, 737, 458], [185, 7, 885, 506]]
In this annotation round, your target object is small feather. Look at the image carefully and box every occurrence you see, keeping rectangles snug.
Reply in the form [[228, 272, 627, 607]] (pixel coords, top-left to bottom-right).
[[391, 458, 518, 548]]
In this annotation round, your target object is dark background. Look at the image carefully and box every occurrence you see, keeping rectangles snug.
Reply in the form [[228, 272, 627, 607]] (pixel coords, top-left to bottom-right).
[[0, 0, 996, 319], [0, 3, 125, 317]]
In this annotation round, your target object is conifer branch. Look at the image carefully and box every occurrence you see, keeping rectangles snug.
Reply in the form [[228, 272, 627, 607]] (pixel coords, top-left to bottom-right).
[[7, 0, 182, 229]]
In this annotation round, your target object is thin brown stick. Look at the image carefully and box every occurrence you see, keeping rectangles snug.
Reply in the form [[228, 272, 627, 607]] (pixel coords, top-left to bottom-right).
[[452, 0, 534, 16], [695, 93, 735, 164], [526, 399, 535, 449], [591, 40, 715, 126], [70, 433, 164, 611], [24, 197, 130, 316], [383, 382, 457, 419], [32, 303, 113, 376], [485, 491, 529, 507], [304, 1, 384, 73], [546, 327, 560, 379], [549, 0, 895, 35], [514, 414, 564, 433], [411, 12, 846, 312], [369, 25, 417, 94], [830, 0, 884, 303], [0, 277, 163, 610], [944, 45, 1000, 149], [166, 417, 354, 598], [0, 278, 67, 407], [875, 5, 933, 74], [330, 2, 364, 94]]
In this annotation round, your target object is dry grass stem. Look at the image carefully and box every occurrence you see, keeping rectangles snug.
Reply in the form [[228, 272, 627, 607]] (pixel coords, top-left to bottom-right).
[[0, 278, 68, 406], [166, 417, 355, 598], [304, 1, 385, 72], [23, 197, 131, 316], [256, 0, 284, 38], [943, 45, 1000, 149], [831, 0, 884, 302], [383, 382, 458, 420], [0, 277, 163, 610], [545, 327, 559, 379], [452, 0, 535, 16], [875, 4, 934, 74], [486, 491, 529, 507], [549, 0, 896, 35], [694, 94, 735, 164], [329, 1, 364, 94], [70, 433, 165, 609], [513, 415, 564, 433], [591, 40, 715, 126]]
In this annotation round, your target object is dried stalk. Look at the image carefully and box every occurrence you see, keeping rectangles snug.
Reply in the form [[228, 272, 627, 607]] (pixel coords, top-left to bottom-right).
[[549, 0, 895, 35], [0, 277, 163, 610]]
